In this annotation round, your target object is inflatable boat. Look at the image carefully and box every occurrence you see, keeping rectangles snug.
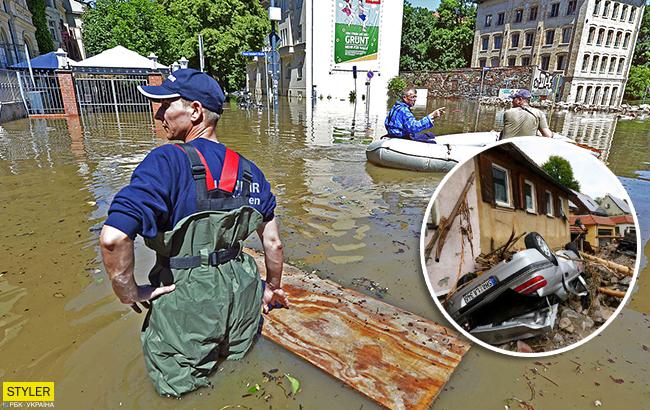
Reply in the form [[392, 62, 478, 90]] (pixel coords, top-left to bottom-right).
[[366, 132, 598, 172], [365, 132, 499, 172]]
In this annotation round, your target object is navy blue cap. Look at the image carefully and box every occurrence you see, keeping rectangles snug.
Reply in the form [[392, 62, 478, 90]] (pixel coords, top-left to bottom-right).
[[138, 68, 225, 113], [510, 89, 532, 99]]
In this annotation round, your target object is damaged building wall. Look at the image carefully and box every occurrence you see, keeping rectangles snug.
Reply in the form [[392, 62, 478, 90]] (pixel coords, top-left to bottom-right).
[[426, 160, 482, 295], [401, 67, 534, 99]]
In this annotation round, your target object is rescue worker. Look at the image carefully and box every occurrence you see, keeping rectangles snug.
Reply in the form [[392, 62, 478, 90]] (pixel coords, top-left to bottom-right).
[[501, 89, 553, 138], [384, 87, 445, 143], [99, 68, 288, 397]]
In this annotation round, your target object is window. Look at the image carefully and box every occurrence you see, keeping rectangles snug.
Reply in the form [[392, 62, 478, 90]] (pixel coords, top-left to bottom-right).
[[629, 8, 636, 23], [617, 57, 625, 75], [521, 56, 531, 66], [494, 35, 503, 49], [525, 32, 534, 47], [621, 5, 628, 21], [491, 57, 500, 67], [485, 14, 493, 27], [482, 36, 490, 51], [524, 180, 536, 213], [557, 54, 566, 70], [541, 55, 550, 70], [623, 32, 630, 48], [492, 165, 510, 207], [497, 12, 505, 25], [550, 2, 560, 17], [614, 31, 622, 48], [575, 86, 584, 103], [609, 56, 616, 73], [511, 33, 520, 48], [593, 0, 601, 16], [479, 58, 487, 68], [599, 57, 607, 73], [581, 54, 590, 71], [591, 55, 600, 72], [515, 9, 523, 23], [559, 197, 566, 216], [587, 26, 595, 44], [545, 191, 554, 217], [545, 29, 555, 45], [567, 0, 577, 15], [606, 30, 613, 46], [596, 29, 604, 45], [561, 27, 572, 44], [603, 1, 610, 17], [612, 3, 619, 19], [529, 6, 538, 20], [508, 57, 516, 66]]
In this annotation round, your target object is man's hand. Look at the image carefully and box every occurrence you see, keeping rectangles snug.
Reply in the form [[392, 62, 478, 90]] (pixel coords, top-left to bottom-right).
[[129, 284, 176, 313], [262, 283, 289, 314], [429, 107, 446, 120]]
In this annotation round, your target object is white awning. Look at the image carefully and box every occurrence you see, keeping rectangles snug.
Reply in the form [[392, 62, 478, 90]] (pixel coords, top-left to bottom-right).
[[71, 45, 168, 69]]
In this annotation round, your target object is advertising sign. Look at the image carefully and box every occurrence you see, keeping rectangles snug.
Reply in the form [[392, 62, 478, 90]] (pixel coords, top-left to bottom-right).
[[334, 0, 381, 64]]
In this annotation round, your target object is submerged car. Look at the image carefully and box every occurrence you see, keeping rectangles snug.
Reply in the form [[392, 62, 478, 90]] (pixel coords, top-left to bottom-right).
[[444, 232, 589, 345]]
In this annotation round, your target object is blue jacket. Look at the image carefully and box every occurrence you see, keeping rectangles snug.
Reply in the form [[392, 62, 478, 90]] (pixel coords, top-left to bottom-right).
[[105, 138, 276, 240], [384, 101, 433, 138]]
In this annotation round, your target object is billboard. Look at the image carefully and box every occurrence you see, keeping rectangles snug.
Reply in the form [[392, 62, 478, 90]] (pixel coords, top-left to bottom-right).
[[334, 0, 381, 64]]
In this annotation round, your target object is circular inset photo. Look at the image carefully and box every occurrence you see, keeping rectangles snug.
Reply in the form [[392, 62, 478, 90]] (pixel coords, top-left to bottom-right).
[[420, 138, 640, 356]]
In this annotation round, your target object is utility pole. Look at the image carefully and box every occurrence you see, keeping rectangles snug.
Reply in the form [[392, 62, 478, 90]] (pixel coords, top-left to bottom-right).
[[269, 1, 281, 109]]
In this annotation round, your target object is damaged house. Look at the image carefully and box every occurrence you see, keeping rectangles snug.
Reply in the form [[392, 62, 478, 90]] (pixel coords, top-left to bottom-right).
[[427, 143, 573, 295]]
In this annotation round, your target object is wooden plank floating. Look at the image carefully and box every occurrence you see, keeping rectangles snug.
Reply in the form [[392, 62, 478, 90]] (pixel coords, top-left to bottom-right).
[[249, 250, 471, 410]]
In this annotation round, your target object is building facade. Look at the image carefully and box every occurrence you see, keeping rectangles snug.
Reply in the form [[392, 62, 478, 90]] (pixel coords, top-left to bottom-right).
[[471, 0, 646, 106], [0, 0, 39, 67]]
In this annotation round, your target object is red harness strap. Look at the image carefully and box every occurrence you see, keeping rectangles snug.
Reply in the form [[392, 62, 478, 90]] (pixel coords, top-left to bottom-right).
[[174, 144, 239, 193]]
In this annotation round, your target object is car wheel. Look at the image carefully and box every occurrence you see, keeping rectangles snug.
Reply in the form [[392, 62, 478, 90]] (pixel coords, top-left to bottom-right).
[[525, 232, 558, 266]]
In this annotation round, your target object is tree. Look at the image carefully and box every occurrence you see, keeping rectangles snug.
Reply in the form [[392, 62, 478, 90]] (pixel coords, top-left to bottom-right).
[[400, 0, 476, 72], [82, 0, 184, 66], [625, 65, 650, 100], [159, 0, 270, 91], [632, 7, 649, 67], [541, 156, 581, 192], [26, 0, 54, 54]]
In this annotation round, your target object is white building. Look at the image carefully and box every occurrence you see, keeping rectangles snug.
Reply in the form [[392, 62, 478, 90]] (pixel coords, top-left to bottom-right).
[[471, 0, 645, 106]]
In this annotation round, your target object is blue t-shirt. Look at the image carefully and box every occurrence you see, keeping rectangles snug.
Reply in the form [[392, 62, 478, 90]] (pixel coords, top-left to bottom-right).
[[384, 101, 433, 138], [105, 138, 276, 239]]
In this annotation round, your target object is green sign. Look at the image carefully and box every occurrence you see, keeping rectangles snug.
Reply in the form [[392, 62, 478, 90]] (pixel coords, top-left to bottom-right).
[[334, 0, 381, 64]]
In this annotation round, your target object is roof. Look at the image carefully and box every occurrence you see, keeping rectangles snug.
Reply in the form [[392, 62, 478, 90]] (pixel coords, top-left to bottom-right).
[[609, 214, 635, 224], [569, 215, 618, 226], [71, 46, 168, 69], [10, 52, 75, 70], [570, 190, 608, 215], [605, 194, 631, 213]]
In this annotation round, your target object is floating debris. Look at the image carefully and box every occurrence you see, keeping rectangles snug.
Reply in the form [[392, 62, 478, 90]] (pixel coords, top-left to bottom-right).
[[351, 277, 388, 299]]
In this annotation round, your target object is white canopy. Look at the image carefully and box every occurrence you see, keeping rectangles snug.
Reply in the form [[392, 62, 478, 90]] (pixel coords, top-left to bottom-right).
[[71, 45, 168, 69]]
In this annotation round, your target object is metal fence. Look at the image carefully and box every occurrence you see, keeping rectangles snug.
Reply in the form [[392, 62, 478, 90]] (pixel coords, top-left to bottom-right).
[[0, 69, 22, 104], [16, 70, 65, 115], [74, 74, 152, 117]]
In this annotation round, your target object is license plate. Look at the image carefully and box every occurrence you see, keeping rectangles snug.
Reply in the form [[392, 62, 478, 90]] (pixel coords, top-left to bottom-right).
[[462, 276, 498, 306]]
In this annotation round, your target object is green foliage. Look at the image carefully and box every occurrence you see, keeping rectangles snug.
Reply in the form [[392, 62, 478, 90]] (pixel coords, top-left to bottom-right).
[[632, 8, 649, 67], [159, 0, 270, 91], [82, 0, 183, 66], [541, 156, 581, 192], [625, 65, 650, 100], [26, 0, 54, 54], [387, 76, 407, 99], [400, 0, 476, 72]]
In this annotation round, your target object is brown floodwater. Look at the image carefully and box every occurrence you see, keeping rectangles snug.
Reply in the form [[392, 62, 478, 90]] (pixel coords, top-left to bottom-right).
[[0, 98, 648, 409]]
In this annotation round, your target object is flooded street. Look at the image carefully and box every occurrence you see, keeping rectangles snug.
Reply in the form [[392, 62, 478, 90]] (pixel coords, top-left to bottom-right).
[[0, 97, 648, 409]]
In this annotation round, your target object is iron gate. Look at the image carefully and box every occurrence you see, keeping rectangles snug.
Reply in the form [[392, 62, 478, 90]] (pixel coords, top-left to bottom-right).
[[74, 73, 151, 116], [15, 70, 65, 115]]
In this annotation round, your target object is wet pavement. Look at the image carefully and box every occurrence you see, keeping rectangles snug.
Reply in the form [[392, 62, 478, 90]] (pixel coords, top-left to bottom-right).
[[0, 98, 648, 409]]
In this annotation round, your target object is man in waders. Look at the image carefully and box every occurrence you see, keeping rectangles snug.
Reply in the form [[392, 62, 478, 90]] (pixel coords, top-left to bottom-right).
[[99, 68, 288, 397], [384, 88, 445, 143], [501, 89, 553, 138]]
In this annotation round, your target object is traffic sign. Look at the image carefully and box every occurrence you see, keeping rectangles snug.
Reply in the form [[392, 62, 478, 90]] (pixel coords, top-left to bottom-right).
[[242, 51, 266, 57], [367, 71, 374, 79]]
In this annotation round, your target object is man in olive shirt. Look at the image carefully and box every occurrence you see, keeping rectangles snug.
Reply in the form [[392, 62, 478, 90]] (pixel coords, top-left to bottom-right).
[[501, 89, 553, 139]]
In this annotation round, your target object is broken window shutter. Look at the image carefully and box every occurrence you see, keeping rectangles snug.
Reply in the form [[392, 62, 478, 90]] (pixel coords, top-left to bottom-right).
[[479, 156, 495, 205], [512, 172, 522, 210], [537, 187, 546, 215]]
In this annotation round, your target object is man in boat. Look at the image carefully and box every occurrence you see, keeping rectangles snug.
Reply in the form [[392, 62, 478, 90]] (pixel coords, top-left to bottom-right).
[[501, 89, 553, 138], [99, 68, 288, 397], [385, 88, 445, 143]]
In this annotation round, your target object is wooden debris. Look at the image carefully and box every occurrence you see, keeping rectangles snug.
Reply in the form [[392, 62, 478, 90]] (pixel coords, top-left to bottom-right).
[[597, 287, 626, 298], [580, 252, 633, 276], [475, 230, 527, 270], [249, 250, 471, 410], [425, 172, 475, 262]]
